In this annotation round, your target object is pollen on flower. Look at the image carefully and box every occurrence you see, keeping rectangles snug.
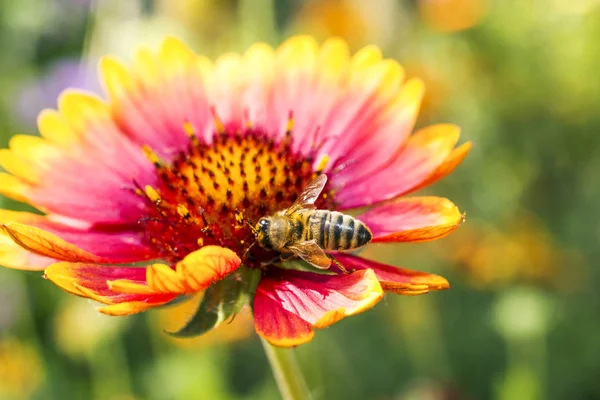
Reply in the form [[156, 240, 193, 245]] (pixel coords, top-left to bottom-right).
[[177, 204, 190, 218], [182, 121, 196, 138], [145, 185, 161, 203], [134, 112, 337, 268], [210, 106, 225, 134], [315, 154, 330, 175], [142, 145, 162, 166], [286, 111, 295, 134]]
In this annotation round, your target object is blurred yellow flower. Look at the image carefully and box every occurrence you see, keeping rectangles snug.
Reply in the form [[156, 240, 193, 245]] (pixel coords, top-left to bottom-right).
[[292, 0, 402, 49], [404, 63, 449, 122], [443, 212, 585, 289], [155, 294, 254, 348], [157, 0, 236, 43], [0, 338, 45, 399], [53, 297, 127, 359]]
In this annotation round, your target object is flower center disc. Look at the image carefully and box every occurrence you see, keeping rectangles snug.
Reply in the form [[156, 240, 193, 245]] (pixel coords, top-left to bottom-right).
[[137, 128, 334, 267]]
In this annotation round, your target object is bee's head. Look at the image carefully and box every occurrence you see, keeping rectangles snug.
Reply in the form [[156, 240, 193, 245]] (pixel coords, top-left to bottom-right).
[[255, 217, 273, 250]]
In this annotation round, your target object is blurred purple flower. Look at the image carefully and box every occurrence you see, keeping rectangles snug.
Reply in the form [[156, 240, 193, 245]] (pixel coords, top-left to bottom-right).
[[16, 59, 101, 128]]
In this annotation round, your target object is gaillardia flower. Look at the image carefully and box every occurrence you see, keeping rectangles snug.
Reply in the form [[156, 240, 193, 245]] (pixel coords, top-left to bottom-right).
[[0, 36, 470, 347]]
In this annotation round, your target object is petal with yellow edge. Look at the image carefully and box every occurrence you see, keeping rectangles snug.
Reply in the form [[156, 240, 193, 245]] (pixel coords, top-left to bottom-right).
[[359, 197, 464, 243], [415, 141, 472, 191], [241, 42, 276, 132], [44, 261, 175, 314], [254, 290, 315, 348], [337, 124, 463, 209], [2, 91, 155, 225], [254, 269, 383, 347], [335, 254, 450, 295], [175, 245, 242, 292], [0, 233, 56, 271], [101, 38, 212, 154], [0, 173, 30, 204], [44, 245, 241, 316], [333, 78, 424, 184]]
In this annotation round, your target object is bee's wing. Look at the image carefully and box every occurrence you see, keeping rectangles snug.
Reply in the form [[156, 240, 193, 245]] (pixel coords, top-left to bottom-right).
[[287, 240, 332, 269], [285, 174, 328, 216]]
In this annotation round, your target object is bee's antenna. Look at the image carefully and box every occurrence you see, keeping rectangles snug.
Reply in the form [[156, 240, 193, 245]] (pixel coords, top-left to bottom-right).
[[247, 221, 259, 235]]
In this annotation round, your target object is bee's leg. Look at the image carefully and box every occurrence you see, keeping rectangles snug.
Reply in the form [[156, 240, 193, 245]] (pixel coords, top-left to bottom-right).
[[328, 255, 353, 274], [198, 207, 215, 238], [279, 253, 296, 262], [242, 241, 257, 262], [260, 255, 284, 267]]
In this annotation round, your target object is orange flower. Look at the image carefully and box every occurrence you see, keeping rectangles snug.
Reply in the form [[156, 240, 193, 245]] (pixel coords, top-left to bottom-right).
[[0, 36, 469, 347], [294, 0, 369, 46], [418, 0, 488, 32]]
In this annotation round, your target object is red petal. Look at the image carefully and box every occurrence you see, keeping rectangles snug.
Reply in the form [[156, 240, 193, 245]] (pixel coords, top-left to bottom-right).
[[336, 254, 450, 295], [254, 290, 315, 348], [253, 269, 383, 347], [45, 261, 146, 298], [358, 197, 464, 243]]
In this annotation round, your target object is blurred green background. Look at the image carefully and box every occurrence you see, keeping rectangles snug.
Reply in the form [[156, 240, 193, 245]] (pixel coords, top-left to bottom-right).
[[0, 0, 598, 399]]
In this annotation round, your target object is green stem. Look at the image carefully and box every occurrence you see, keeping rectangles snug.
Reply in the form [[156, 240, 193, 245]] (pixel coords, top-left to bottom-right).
[[260, 337, 312, 400]]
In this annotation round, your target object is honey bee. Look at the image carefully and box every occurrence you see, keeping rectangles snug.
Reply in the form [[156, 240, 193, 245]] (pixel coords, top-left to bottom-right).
[[254, 174, 372, 269]]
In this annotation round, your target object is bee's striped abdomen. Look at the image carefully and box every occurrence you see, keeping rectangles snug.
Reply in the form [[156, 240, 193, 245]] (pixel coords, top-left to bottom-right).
[[308, 211, 372, 251]]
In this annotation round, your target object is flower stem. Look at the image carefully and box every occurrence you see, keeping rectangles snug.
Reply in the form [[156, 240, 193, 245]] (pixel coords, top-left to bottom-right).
[[260, 337, 312, 400]]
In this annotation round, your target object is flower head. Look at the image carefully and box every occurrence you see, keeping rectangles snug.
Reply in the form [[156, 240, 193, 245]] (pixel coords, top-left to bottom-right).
[[0, 36, 470, 347]]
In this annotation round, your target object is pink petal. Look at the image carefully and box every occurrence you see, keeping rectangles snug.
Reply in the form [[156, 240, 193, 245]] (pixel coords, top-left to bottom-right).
[[3, 94, 159, 224], [101, 39, 212, 157], [330, 78, 424, 185], [335, 124, 461, 209]]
